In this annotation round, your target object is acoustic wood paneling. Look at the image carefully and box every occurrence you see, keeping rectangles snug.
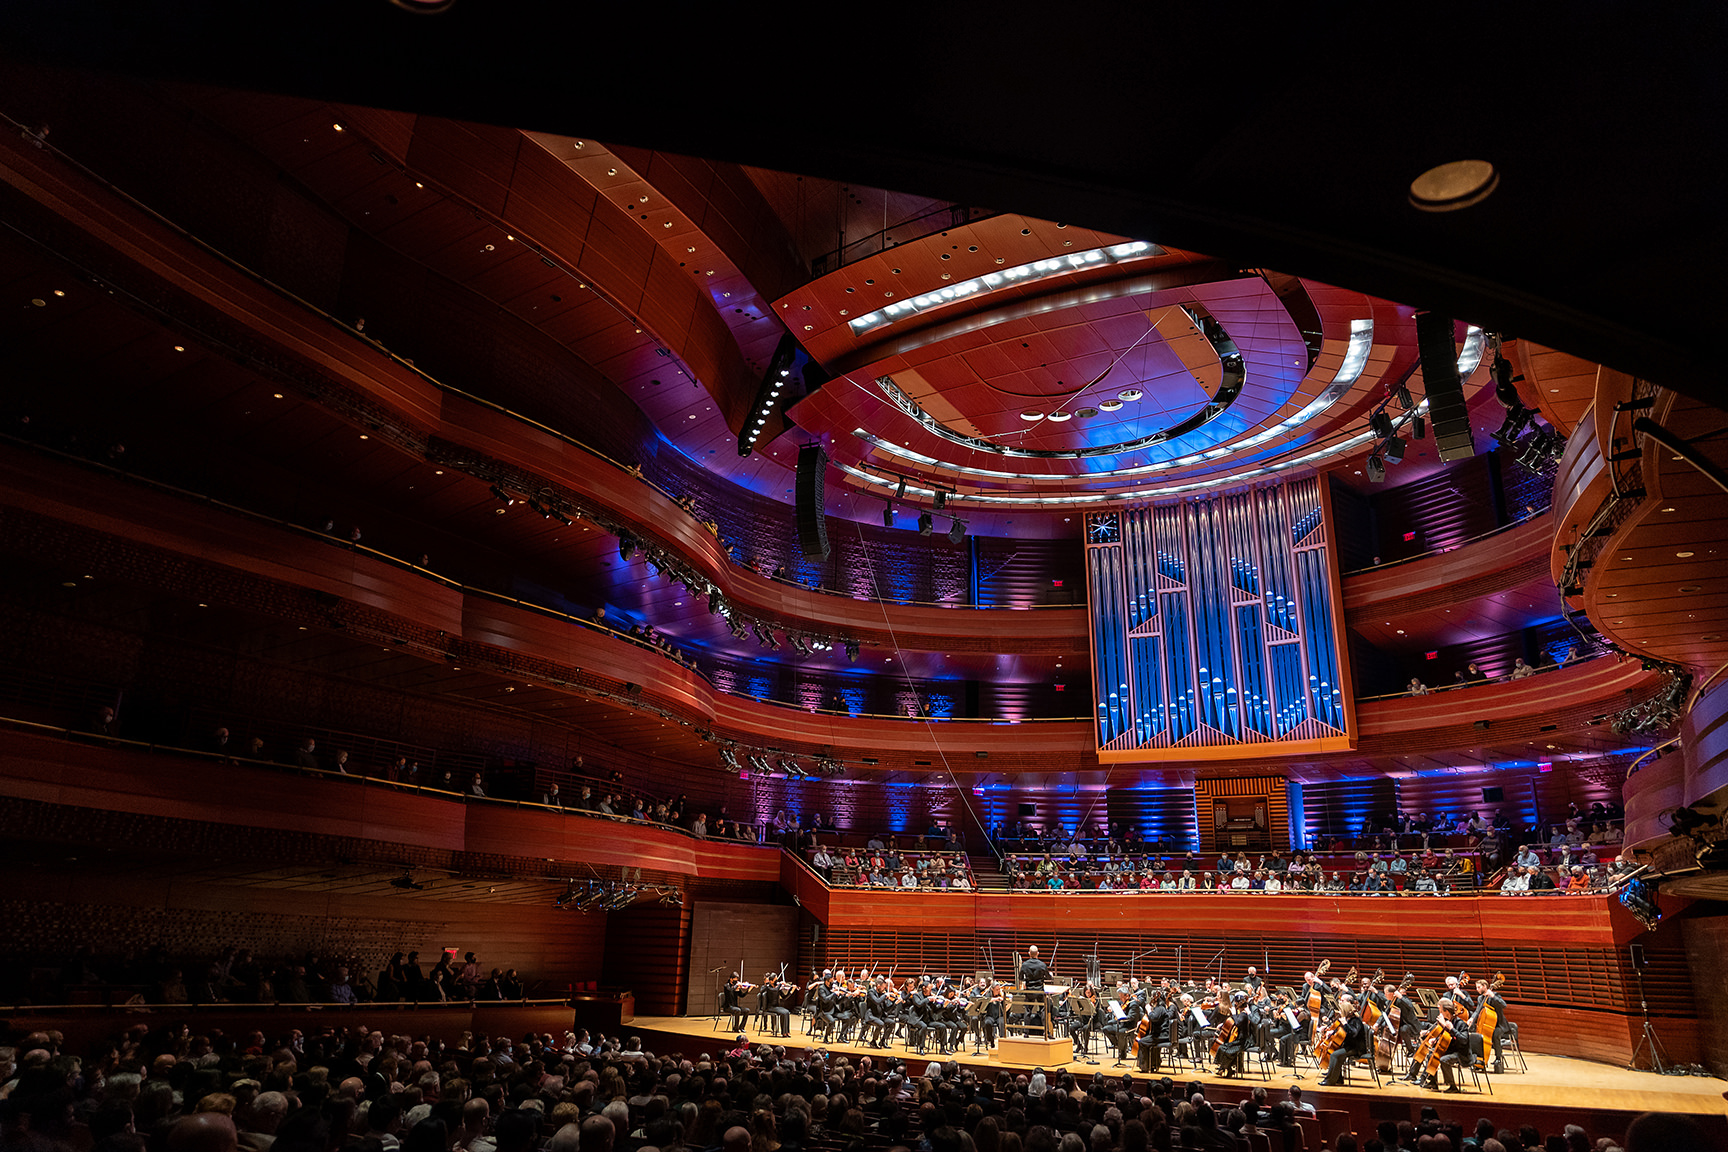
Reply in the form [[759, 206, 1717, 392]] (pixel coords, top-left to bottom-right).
[[1343, 513, 1554, 618], [604, 903, 691, 1017], [684, 901, 797, 1014]]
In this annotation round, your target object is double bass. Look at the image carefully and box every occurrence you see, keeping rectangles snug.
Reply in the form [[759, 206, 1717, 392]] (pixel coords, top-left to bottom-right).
[[1306, 959, 1331, 1042], [1374, 972, 1414, 1072]]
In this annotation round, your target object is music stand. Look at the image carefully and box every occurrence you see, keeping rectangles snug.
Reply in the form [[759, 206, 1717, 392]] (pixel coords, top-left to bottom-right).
[[1072, 995, 1099, 1064]]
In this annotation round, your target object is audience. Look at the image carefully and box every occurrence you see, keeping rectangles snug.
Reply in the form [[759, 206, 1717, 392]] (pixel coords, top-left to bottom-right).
[[0, 1021, 1684, 1152]]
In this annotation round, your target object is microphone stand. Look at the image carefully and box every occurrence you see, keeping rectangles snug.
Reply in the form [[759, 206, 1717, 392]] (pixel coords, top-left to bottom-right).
[[710, 965, 728, 1030]]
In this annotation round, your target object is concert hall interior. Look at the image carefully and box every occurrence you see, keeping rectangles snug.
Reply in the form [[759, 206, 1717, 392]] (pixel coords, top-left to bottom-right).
[[2, 5, 1727, 1147]]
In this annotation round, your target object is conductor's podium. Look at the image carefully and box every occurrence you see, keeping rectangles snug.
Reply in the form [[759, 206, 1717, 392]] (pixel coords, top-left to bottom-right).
[[995, 1035, 1074, 1066]]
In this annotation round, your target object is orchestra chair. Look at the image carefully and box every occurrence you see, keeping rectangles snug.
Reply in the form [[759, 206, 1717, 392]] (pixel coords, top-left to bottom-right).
[[1335, 1048, 1383, 1088], [1499, 1023, 1528, 1073], [752, 988, 772, 1034], [1460, 1054, 1495, 1095], [1245, 1019, 1278, 1080], [1153, 1017, 1189, 1073]]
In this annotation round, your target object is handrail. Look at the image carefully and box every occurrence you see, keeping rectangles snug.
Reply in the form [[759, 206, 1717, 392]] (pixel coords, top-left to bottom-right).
[[1354, 655, 1600, 701], [0, 112, 1062, 615], [0, 435, 1098, 724], [0, 713, 771, 843], [1339, 506, 1552, 576], [809, 205, 1001, 276], [0, 997, 577, 1014]]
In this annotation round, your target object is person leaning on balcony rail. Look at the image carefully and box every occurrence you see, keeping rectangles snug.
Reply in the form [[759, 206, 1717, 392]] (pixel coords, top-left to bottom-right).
[[1406, 678, 1431, 696]]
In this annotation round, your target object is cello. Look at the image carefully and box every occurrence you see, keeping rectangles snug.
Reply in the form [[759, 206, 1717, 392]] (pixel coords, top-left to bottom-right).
[[1470, 973, 1506, 1068], [1305, 959, 1331, 1043], [1409, 997, 1462, 1083]]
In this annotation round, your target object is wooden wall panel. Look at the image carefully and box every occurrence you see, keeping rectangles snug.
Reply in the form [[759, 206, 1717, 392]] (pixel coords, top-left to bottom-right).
[[684, 901, 797, 1015], [4, 869, 607, 997], [603, 903, 691, 1017]]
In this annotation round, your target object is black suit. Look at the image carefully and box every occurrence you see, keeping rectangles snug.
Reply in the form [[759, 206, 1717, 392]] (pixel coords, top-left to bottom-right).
[[1321, 1016, 1370, 1084], [722, 981, 750, 1030], [1019, 958, 1050, 1034], [761, 982, 792, 1036]]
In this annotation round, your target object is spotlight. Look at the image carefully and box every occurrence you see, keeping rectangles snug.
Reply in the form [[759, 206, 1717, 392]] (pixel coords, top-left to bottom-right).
[[1394, 384, 1413, 411], [1382, 435, 1407, 464], [948, 518, 966, 544], [488, 485, 514, 506], [389, 872, 425, 891], [1369, 409, 1395, 439], [1492, 355, 1518, 407], [1496, 405, 1533, 444], [844, 641, 859, 663], [934, 491, 947, 512], [708, 589, 724, 615], [883, 505, 895, 529], [1412, 415, 1426, 440], [918, 511, 934, 536], [720, 748, 740, 772], [618, 534, 637, 562], [895, 476, 907, 499], [1365, 456, 1386, 483]]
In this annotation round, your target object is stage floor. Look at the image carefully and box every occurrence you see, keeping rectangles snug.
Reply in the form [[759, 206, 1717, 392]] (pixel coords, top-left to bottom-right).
[[631, 1015, 1728, 1122]]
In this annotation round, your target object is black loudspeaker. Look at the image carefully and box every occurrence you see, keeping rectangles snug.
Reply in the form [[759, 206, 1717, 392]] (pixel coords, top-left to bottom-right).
[[795, 444, 830, 559], [1482, 786, 1504, 802], [1416, 312, 1476, 461], [1629, 943, 1647, 970]]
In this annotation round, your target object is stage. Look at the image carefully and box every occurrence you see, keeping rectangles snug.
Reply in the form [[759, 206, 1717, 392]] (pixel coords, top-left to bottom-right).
[[628, 1015, 1728, 1142]]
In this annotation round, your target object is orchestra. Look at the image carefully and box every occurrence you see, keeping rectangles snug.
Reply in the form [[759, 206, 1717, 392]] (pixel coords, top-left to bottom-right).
[[703, 946, 1516, 1094]]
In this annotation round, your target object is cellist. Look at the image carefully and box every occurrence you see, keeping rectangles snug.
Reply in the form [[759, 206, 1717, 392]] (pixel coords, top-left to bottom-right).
[[1315, 993, 1370, 1086], [1472, 977, 1512, 1074], [1213, 990, 1254, 1077]]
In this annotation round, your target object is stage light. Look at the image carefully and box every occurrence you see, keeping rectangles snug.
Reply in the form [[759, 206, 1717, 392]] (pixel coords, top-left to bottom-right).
[[1365, 456, 1386, 483], [1412, 415, 1426, 439], [1369, 409, 1395, 439], [895, 476, 907, 499], [918, 511, 934, 536], [883, 505, 895, 528], [934, 491, 947, 512], [1383, 436, 1407, 463], [844, 641, 859, 663], [948, 518, 967, 544]]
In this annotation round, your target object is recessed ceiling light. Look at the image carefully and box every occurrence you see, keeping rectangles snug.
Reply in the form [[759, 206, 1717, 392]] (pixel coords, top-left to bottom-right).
[[1662, 506, 1677, 512], [1046, 411, 1072, 422], [173, 345, 185, 352], [53, 289, 64, 297], [1409, 159, 1499, 212], [1117, 388, 1143, 401], [272, 393, 283, 399], [1098, 398, 1123, 411], [1677, 551, 1696, 557], [1020, 412, 1045, 422]]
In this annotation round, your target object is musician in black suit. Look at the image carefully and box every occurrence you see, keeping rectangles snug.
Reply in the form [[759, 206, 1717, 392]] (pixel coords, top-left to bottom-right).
[[1433, 1000, 1475, 1091], [1244, 966, 1264, 992], [760, 972, 793, 1038], [1384, 981, 1424, 1050], [1215, 992, 1254, 1077], [1018, 945, 1050, 1035], [1473, 978, 1512, 1073], [1317, 994, 1370, 1085], [722, 976, 752, 1032]]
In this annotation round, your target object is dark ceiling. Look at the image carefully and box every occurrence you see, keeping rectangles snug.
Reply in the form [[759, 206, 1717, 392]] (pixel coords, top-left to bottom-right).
[[2, 2, 1721, 410]]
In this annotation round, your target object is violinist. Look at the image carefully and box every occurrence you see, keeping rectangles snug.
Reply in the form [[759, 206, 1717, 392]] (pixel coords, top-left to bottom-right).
[[811, 973, 840, 1041], [982, 977, 1006, 1046], [1316, 993, 1370, 1085], [1473, 978, 1512, 1074], [760, 971, 794, 1038], [1244, 965, 1263, 992], [862, 975, 893, 1048], [722, 974, 756, 1032], [1267, 990, 1305, 1068], [906, 979, 932, 1055]]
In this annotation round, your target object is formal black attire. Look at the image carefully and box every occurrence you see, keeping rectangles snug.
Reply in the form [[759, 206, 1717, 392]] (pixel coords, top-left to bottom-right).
[[722, 979, 750, 1030], [1320, 1015, 1370, 1084], [761, 981, 793, 1037], [1019, 956, 1050, 1034]]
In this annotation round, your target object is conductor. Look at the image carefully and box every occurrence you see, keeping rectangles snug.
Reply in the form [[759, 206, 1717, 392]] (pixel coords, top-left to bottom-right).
[[1019, 945, 1052, 1036]]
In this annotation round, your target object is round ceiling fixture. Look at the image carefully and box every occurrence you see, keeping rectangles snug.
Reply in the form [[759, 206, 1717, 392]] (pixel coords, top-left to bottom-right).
[[1409, 159, 1499, 212], [1098, 398, 1124, 412], [1117, 387, 1144, 401], [1076, 407, 1099, 419], [1045, 410, 1073, 422], [1019, 411, 1045, 422]]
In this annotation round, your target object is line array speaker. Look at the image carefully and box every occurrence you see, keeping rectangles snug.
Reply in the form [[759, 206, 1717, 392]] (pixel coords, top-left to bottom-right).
[[795, 444, 830, 560], [1416, 312, 1476, 461]]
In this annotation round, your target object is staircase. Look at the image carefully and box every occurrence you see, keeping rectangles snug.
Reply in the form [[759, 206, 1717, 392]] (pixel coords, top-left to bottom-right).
[[968, 851, 1012, 891]]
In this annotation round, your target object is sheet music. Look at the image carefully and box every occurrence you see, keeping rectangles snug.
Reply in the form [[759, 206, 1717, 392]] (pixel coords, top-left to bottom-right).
[[1191, 1007, 1208, 1030], [1108, 1000, 1127, 1020], [1284, 1008, 1300, 1031]]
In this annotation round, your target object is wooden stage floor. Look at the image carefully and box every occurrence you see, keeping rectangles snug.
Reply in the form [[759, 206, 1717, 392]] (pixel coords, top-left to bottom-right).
[[631, 1015, 1728, 1130]]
